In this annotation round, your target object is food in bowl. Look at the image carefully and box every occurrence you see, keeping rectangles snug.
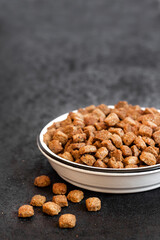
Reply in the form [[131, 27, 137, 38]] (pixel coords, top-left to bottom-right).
[[43, 101, 160, 169]]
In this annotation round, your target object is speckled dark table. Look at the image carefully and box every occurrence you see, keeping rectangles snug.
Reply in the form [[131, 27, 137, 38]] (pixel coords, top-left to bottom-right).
[[1, 0, 160, 239]]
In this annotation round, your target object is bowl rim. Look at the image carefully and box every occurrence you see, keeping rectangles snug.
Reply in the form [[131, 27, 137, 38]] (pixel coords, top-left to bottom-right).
[[38, 106, 160, 174]]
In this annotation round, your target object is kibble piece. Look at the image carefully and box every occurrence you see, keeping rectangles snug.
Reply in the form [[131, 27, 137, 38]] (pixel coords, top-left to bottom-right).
[[131, 145, 140, 157], [153, 130, 160, 144], [79, 145, 97, 155], [43, 132, 52, 145], [52, 195, 68, 207], [144, 146, 159, 157], [139, 125, 153, 137], [93, 141, 102, 148], [108, 157, 124, 168], [94, 130, 112, 141], [18, 205, 34, 218], [52, 183, 67, 195], [94, 160, 107, 168], [92, 108, 106, 120], [115, 101, 129, 109], [142, 120, 157, 129], [53, 131, 68, 145], [110, 149, 123, 161], [87, 135, 94, 145], [30, 195, 46, 207], [123, 117, 136, 126], [84, 115, 98, 125], [58, 152, 74, 161], [101, 140, 116, 152], [123, 156, 139, 165], [71, 150, 81, 160], [67, 190, 84, 203], [48, 140, 63, 154], [34, 175, 51, 187], [72, 133, 86, 143], [95, 147, 108, 159], [86, 197, 101, 211], [134, 136, 146, 150], [120, 145, 132, 157], [110, 134, 123, 148], [122, 132, 136, 146], [104, 113, 120, 126], [43, 202, 61, 216], [59, 214, 76, 228], [140, 151, 156, 166], [97, 104, 110, 115], [83, 125, 96, 137], [108, 127, 124, 137], [125, 164, 138, 168], [85, 105, 96, 112], [94, 122, 106, 131], [142, 137, 155, 147], [81, 154, 96, 166]]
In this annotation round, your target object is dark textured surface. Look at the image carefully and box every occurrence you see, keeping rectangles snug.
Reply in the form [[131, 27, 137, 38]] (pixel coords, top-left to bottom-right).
[[1, 0, 160, 239]]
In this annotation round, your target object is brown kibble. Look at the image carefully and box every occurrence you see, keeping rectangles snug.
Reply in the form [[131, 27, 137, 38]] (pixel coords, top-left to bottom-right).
[[48, 140, 63, 154], [93, 141, 102, 148], [34, 175, 51, 187], [142, 137, 155, 147], [123, 156, 139, 165], [120, 145, 132, 157], [110, 149, 123, 161], [52, 195, 68, 207], [139, 125, 153, 137], [94, 160, 107, 168], [131, 145, 140, 157], [140, 151, 156, 166], [92, 108, 106, 120], [104, 113, 120, 126], [83, 125, 96, 137], [30, 195, 46, 207], [122, 132, 136, 146], [43, 132, 52, 145], [85, 105, 96, 112], [142, 146, 159, 157], [101, 140, 116, 152], [81, 154, 96, 166], [142, 120, 157, 130], [79, 145, 97, 155], [53, 131, 68, 145], [123, 117, 136, 126], [94, 130, 112, 141], [59, 152, 74, 161], [18, 205, 34, 218], [108, 127, 124, 137], [97, 104, 110, 115], [59, 214, 76, 228], [94, 122, 106, 131], [52, 183, 67, 195], [84, 115, 98, 126], [110, 134, 123, 148], [153, 130, 160, 144], [108, 157, 124, 168], [72, 133, 86, 143], [134, 136, 146, 150], [125, 164, 138, 168], [86, 197, 101, 211], [67, 190, 84, 203], [95, 147, 108, 159], [71, 150, 81, 160], [42, 202, 61, 216], [115, 101, 129, 109]]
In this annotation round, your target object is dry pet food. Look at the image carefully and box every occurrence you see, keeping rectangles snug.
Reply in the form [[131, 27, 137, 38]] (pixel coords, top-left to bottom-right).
[[44, 101, 160, 168]]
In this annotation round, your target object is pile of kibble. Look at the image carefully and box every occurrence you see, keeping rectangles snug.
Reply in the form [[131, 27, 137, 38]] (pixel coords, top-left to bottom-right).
[[44, 101, 160, 168], [18, 175, 101, 228]]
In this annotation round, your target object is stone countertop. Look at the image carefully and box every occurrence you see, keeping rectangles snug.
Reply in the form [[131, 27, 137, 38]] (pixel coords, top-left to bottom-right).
[[0, 0, 160, 239]]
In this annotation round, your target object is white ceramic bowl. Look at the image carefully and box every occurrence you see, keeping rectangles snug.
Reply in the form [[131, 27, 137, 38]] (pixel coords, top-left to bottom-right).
[[37, 106, 160, 194]]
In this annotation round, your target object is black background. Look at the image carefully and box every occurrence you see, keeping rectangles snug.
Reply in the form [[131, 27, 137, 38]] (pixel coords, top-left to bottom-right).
[[1, 0, 160, 239]]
